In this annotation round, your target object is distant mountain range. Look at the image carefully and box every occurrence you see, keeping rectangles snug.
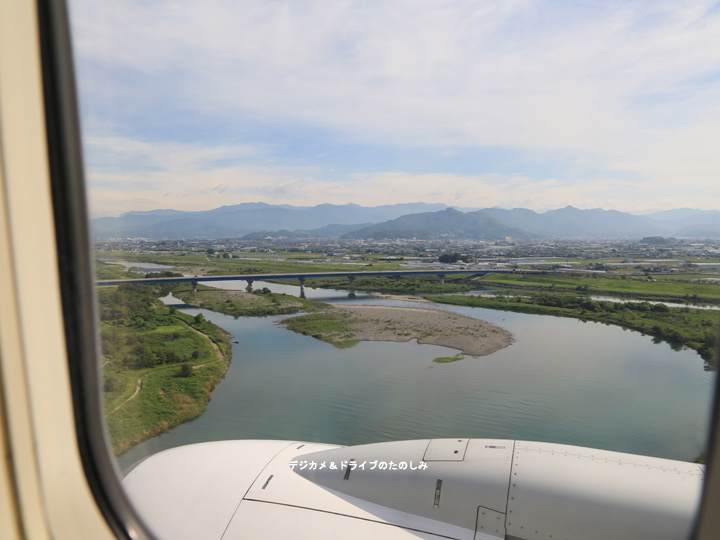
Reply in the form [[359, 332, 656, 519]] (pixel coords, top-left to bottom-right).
[[91, 203, 720, 240], [341, 208, 534, 240], [91, 202, 448, 239]]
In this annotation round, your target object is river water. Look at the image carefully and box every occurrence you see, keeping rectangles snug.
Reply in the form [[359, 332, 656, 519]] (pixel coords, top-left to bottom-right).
[[116, 280, 717, 470]]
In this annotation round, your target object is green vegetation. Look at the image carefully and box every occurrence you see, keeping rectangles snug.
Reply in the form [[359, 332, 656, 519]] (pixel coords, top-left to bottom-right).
[[478, 273, 720, 304], [433, 354, 464, 363], [171, 283, 328, 317], [280, 312, 359, 349], [97, 250, 407, 274], [145, 270, 183, 279], [278, 275, 470, 295], [99, 284, 231, 455], [95, 260, 135, 280], [426, 293, 719, 369], [94, 251, 460, 295]]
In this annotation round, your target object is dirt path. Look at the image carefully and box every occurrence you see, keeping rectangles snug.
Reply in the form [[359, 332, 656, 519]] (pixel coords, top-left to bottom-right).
[[107, 322, 227, 415], [108, 376, 144, 415], [192, 359, 224, 370], [177, 321, 226, 369]]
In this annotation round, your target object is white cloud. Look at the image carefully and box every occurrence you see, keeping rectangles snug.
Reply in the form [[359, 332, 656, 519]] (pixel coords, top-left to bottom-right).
[[84, 134, 720, 216], [83, 136, 265, 172], [70, 0, 720, 212]]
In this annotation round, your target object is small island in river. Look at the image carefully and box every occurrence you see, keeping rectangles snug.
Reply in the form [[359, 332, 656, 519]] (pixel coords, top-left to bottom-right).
[[280, 304, 511, 357]]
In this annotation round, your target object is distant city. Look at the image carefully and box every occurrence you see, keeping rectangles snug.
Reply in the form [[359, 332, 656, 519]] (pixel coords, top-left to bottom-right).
[[96, 234, 720, 279]]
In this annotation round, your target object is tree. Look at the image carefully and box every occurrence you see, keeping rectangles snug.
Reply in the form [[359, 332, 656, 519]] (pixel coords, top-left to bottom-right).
[[439, 253, 462, 263], [179, 363, 193, 377], [194, 313, 205, 324], [137, 348, 158, 368]]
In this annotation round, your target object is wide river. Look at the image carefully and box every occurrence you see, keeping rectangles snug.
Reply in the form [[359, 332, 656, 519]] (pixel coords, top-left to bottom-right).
[[117, 279, 717, 470]]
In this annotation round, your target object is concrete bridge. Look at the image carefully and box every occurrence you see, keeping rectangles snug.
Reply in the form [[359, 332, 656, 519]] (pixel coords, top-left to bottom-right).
[[96, 269, 531, 294]]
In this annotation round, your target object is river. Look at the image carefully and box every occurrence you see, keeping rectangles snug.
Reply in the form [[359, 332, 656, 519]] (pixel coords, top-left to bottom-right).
[[116, 280, 716, 470]]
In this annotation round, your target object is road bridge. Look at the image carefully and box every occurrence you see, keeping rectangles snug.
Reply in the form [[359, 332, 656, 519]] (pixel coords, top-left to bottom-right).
[[97, 269, 532, 294]]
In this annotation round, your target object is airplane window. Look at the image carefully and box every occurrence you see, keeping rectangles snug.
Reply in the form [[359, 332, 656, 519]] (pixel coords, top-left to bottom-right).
[[54, 0, 720, 538]]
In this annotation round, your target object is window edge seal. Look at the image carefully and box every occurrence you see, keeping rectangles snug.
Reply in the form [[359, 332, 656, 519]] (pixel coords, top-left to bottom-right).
[[36, 1, 156, 538]]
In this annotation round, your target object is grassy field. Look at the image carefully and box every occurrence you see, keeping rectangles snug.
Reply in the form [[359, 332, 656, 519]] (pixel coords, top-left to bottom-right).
[[427, 293, 719, 369], [96, 251, 409, 275], [95, 260, 136, 280], [105, 360, 227, 455], [477, 273, 720, 303], [276, 275, 470, 294], [99, 284, 232, 455], [170, 283, 328, 317], [280, 311, 359, 348]]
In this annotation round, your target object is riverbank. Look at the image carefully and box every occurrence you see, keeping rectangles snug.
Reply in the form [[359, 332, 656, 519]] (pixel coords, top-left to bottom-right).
[[171, 283, 327, 316], [99, 285, 232, 455], [478, 273, 720, 304], [427, 293, 718, 369], [280, 304, 511, 356], [271, 275, 471, 295]]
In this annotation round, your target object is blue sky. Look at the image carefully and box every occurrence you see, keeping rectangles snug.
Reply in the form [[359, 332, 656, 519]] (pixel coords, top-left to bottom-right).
[[68, 0, 720, 217]]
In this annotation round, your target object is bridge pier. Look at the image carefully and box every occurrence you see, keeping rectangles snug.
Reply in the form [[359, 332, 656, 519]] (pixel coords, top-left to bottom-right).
[[299, 277, 305, 296], [245, 279, 254, 292], [97, 270, 528, 292]]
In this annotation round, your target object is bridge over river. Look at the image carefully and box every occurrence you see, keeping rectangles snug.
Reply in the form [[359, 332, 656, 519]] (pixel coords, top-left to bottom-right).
[[97, 269, 536, 294]]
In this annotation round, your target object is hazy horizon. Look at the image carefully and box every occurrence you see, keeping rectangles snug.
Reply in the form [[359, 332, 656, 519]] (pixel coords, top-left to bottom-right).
[[91, 201, 717, 220]]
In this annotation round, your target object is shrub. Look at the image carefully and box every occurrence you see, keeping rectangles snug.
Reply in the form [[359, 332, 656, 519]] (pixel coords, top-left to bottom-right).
[[103, 375, 121, 392], [179, 363, 194, 377]]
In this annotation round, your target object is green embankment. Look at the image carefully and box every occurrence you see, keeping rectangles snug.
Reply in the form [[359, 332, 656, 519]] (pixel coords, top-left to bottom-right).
[[478, 273, 720, 303], [95, 260, 136, 280], [426, 293, 719, 369], [171, 283, 328, 317], [97, 251, 408, 275], [99, 284, 231, 455], [274, 275, 470, 294]]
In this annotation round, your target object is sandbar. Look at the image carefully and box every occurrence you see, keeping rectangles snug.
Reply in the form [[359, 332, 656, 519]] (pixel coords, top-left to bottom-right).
[[297, 304, 511, 357]]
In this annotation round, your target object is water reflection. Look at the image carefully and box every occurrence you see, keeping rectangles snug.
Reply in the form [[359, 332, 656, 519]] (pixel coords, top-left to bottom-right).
[[117, 282, 716, 470]]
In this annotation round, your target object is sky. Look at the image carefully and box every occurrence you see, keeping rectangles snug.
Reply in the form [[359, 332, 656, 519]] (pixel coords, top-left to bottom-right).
[[68, 0, 720, 217]]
